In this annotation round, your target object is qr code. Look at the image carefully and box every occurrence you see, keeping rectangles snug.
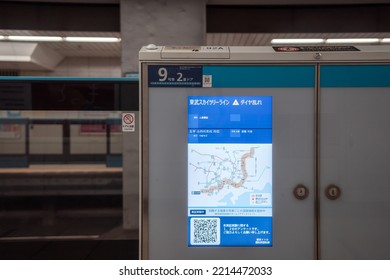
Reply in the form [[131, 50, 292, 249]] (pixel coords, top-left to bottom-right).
[[190, 218, 220, 245], [202, 75, 212, 87]]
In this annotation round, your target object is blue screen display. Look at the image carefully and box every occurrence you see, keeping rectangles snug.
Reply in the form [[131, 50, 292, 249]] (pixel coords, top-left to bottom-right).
[[188, 96, 273, 247]]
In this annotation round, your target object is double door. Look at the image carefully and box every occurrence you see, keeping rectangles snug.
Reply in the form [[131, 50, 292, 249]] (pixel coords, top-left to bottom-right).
[[318, 65, 390, 259], [288, 64, 390, 259]]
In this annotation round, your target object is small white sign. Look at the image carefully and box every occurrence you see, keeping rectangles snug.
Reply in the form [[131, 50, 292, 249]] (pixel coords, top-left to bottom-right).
[[122, 113, 135, 132], [201, 46, 229, 52], [202, 75, 212, 87]]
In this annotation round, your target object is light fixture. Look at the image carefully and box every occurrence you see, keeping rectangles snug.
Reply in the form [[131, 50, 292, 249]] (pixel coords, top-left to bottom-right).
[[0, 35, 121, 43], [382, 38, 390, 43], [64, 37, 121, 43], [7, 35, 63, 42], [326, 38, 380, 44], [271, 38, 325, 44]]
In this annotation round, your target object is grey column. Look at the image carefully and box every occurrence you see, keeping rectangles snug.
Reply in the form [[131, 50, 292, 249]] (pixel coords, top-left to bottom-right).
[[121, 0, 206, 72], [120, 0, 206, 229]]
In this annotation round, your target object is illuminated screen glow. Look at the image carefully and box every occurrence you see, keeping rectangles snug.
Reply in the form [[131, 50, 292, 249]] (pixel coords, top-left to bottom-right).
[[188, 96, 273, 247]]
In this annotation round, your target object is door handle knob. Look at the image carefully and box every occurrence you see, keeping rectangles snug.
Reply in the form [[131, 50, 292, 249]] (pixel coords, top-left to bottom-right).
[[325, 184, 341, 200], [293, 184, 309, 200]]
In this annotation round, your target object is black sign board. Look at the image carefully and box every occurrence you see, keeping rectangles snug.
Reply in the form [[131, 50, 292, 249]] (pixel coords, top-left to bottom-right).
[[273, 46, 360, 52], [148, 65, 202, 87]]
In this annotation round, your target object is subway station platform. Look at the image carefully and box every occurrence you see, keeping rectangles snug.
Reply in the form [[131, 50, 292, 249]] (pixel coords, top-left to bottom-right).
[[0, 239, 138, 260], [0, 202, 139, 259], [0, 164, 138, 259]]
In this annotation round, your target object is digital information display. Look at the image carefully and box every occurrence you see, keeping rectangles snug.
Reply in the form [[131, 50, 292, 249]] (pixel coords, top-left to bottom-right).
[[188, 96, 273, 247]]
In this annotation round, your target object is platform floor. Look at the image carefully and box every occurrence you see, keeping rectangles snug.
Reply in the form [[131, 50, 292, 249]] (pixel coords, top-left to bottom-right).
[[0, 213, 139, 259], [0, 164, 137, 259], [0, 194, 138, 259], [0, 239, 138, 260]]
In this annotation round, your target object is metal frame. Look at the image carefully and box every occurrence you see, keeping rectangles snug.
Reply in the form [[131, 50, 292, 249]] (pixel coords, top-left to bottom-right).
[[139, 45, 390, 260]]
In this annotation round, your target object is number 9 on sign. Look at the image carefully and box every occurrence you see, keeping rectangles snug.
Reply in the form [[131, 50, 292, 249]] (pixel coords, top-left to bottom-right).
[[158, 67, 168, 81]]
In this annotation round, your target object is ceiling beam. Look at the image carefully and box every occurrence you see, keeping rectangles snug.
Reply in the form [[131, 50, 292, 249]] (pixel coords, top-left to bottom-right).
[[0, 1, 119, 32], [207, 4, 390, 33]]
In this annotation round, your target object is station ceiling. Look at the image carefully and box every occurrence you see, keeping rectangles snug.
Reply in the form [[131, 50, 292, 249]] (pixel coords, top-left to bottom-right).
[[0, 1, 389, 67]]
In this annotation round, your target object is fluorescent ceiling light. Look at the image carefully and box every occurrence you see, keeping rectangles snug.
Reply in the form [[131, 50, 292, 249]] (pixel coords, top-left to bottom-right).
[[271, 38, 325, 44], [0, 35, 121, 43], [64, 37, 121, 43], [382, 38, 390, 43], [326, 38, 380, 44], [7, 35, 63, 42]]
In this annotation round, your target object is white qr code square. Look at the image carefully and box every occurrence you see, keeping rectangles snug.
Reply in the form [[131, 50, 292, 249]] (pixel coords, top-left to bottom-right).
[[202, 75, 212, 87], [190, 218, 220, 246]]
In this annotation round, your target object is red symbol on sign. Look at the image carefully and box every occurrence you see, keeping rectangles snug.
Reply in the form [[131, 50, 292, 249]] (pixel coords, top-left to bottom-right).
[[123, 114, 134, 124]]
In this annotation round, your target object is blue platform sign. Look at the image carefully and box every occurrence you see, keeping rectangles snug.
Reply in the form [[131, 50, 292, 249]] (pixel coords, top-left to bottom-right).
[[188, 96, 273, 247]]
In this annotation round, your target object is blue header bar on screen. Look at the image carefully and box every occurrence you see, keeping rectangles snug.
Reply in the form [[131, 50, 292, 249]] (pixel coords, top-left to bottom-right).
[[188, 96, 272, 144]]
